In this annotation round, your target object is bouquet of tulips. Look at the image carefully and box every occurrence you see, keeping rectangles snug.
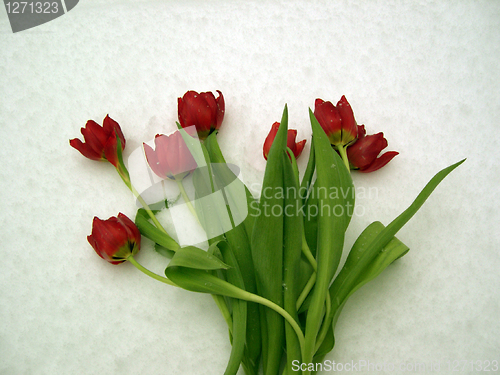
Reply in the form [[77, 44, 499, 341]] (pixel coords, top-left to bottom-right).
[[70, 90, 463, 375]]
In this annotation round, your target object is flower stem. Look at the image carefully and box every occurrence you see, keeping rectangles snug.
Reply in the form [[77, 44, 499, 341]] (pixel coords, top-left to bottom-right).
[[302, 233, 317, 272], [245, 291, 306, 360], [127, 255, 177, 286], [336, 145, 350, 171], [175, 178, 199, 220], [129, 183, 170, 235], [296, 271, 316, 310], [116, 167, 170, 235]]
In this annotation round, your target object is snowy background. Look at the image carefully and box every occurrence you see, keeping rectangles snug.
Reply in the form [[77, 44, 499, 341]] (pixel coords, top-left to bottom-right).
[[1, 1, 499, 374]]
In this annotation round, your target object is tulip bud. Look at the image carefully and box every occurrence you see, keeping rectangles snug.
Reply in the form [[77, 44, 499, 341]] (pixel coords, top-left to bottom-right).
[[178, 90, 225, 140], [314, 95, 358, 147], [143, 132, 197, 180], [346, 125, 399, 172], [87, 213, 141, 265], [69, 115, 126, 168], [263, 122, 306, 160]]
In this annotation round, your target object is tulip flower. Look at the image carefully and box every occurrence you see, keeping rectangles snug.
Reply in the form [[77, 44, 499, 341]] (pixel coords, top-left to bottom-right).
[[69, 115, 126, 168], [143, 132, 197, 180], [346, 125, 399, 172], [263, 122, 306, 160], [178, 90, 225, 140], [87, 213, 141, 265], [314, 95, 358, 147]]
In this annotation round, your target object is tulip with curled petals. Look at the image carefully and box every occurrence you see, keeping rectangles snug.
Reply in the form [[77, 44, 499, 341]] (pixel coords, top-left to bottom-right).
[[346, 125, 399, 173], [70, 115, 126, 168]]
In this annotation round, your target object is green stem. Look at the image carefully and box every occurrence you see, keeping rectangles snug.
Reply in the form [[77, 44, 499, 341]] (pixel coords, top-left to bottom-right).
[[117, 167, 170, 235], [336, 145, 350, 171], [302, 233, 317, 272], [296, 271, 316, 311], [315, 291, 332, 352], [130, 183, 169, 234], [245, 291, 306, 361], [175, 178, 199, 220], [314, 307, 332, 355], [127, 255, 177, 286]]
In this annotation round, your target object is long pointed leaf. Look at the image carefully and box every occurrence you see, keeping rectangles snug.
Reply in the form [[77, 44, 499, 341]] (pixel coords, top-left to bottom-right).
[[302, 109, 354, 365], [250, 105, 289, 374], [283, 151, 304, 371]]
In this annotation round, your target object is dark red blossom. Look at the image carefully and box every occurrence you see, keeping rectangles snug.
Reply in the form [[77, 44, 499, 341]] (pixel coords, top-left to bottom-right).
[[346, 125, 398, 173], [87, 213, 141, 265], [70, 115, 125, 168], [314, 95, 358, 147], [178, 90, 225, 140], [263, 122, 306, 161]]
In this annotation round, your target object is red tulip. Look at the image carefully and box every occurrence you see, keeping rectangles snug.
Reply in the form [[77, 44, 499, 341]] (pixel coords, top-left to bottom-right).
[[263, 122, 306, 161], [314, 95, 358, 147], [143, 132, 197, 180], [178, 90, 225, 140], [87, 213, 141, 265], [70, 115, 126, 168], [346, 125, 399, 173]]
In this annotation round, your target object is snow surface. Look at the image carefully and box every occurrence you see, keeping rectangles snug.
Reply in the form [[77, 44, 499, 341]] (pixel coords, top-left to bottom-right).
[[1, 1, 499, 374]]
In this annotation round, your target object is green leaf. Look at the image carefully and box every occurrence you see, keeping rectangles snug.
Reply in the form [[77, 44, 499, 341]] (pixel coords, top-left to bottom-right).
[[313, 159, 466, 355], [312, 325, 334, 363], [204, 132, 257, 240], [134, 209, 180, 251], [203, 134, 263, 370], [154, 243, 175, 259], [302, 109, 354, 364], [283, 150, 304, 370], [300, 139, 315, 206], [218, 242, 247, 375], [250, 105, 289, 374], [330, 159, 465, 310], [165, 266, 243, 296], [303, 181, 319, 257], [167, 246, 230, 271], [350, 222, 409, 290]]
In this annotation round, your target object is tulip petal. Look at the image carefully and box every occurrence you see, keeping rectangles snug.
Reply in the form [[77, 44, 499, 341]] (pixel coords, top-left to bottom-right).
[[286, 129, 298, 150], [314, 99, 342, 145], [117, 212, 141, 249], [294, 139, 306, 158], [337, 96, 357, 145], [103, 115, 126, 150], [144, 141, 166, 179], [103, 135, 119, 168], [180, 91, 213, 137], [356, 124, 366, 139], [69, 138, 103, 161], [360, 151, 399, 173], [347, 133, 388, 170], [215, 90, 225, 129], [80, 121, 107, 156], [263, 122, 280, 160], [171, 131, 197, 177]]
